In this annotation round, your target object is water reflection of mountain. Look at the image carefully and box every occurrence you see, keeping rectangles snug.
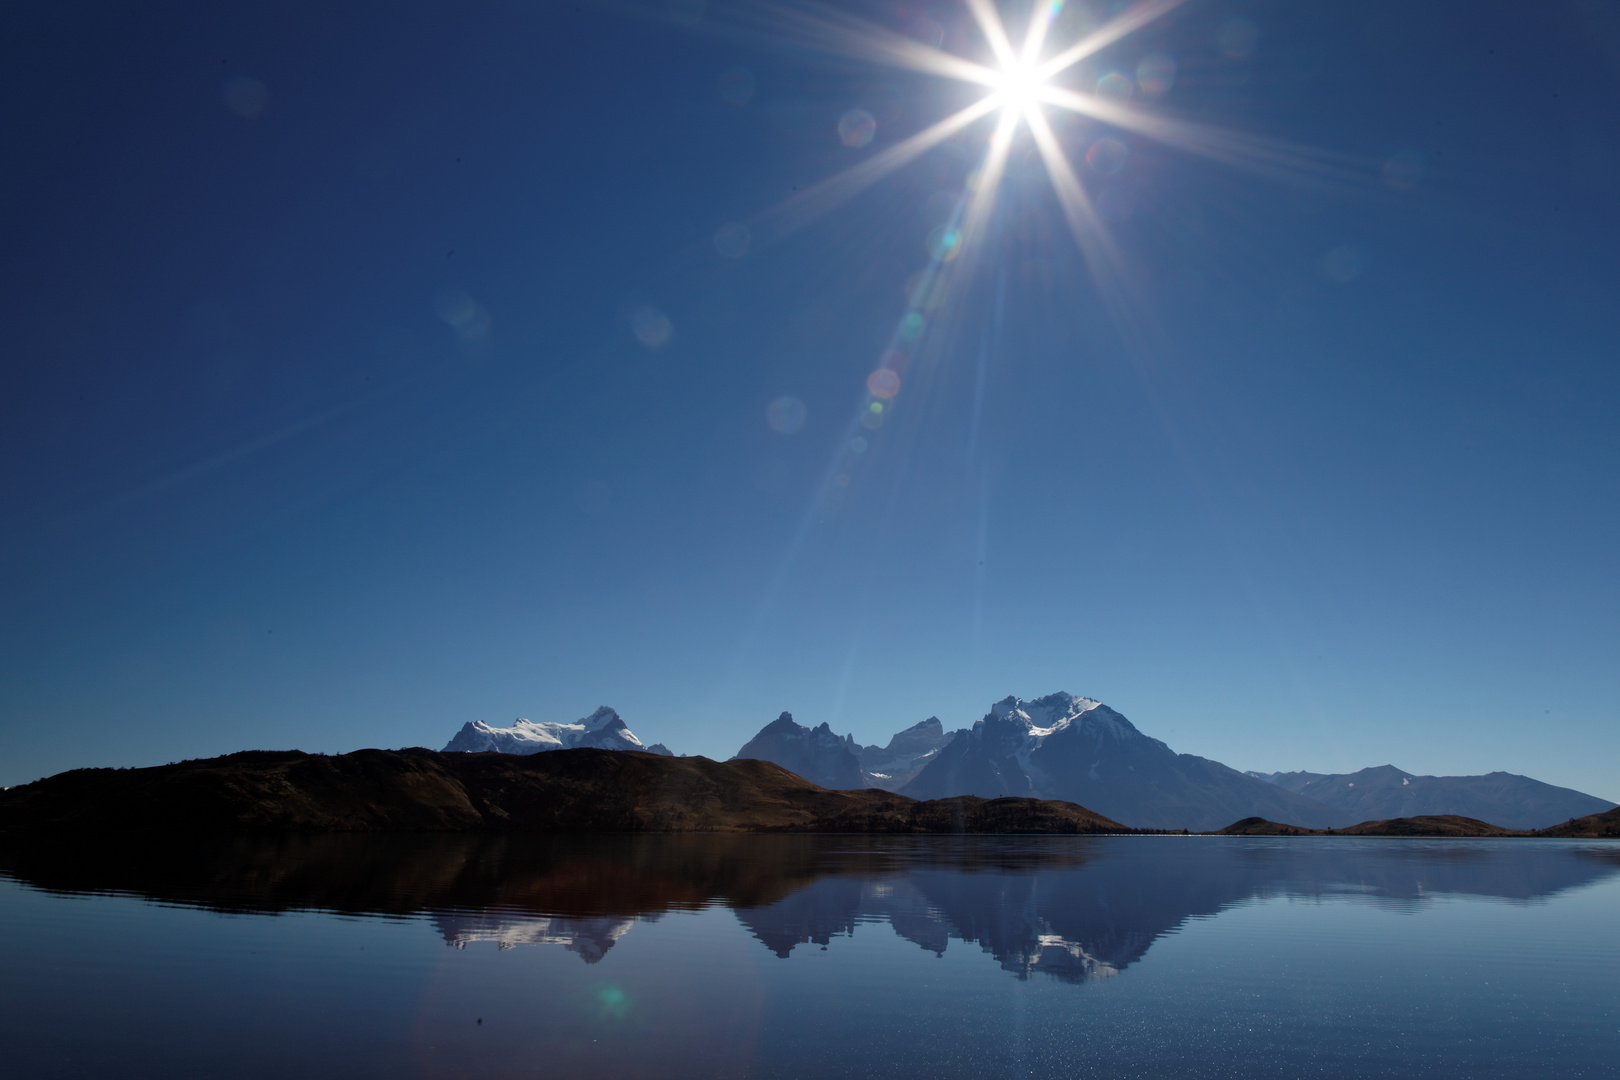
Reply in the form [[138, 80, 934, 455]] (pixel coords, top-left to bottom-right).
[[2, 835, 1615, 982], [734, 841, 1620, 982], [433, 911, 637, 962]]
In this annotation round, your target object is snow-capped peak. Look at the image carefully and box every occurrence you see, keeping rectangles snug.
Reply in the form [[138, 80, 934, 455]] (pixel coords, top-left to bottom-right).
[[977, 693, 1137, 745], [442, 707, 663, 756]]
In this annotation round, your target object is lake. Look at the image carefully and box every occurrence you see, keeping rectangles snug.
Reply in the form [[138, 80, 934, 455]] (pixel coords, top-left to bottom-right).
[[2, 835, 1618, 1078]]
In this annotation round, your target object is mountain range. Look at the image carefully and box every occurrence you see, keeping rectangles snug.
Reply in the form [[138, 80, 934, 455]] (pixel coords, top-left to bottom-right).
[[729, 693, 1615, 832], [1245, 764, 1615, 832], [430, 694, 1613, 833]]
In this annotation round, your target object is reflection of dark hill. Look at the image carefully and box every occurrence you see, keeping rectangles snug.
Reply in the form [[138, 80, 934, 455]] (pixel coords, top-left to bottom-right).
[[1216, 815, 1525, 837], [4, 835, 1615, 983], [0, 748, 1125, 835]]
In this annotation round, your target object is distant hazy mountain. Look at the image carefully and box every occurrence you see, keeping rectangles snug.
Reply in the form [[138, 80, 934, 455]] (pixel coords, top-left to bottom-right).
[[1245, 765, 1616, 831], [732, 714, 951, 792], [732, 713, 866, 790], [898, 693, 1341, 832], [443, 707, 671, 756]]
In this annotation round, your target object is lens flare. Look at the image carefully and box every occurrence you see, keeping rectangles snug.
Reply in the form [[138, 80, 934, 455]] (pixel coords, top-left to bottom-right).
[[1085, 138, 1128, 174], [630, 307, 673, 348], [838, 108, 877, 148], [767, 395, 807, 433], [866, 369, 901, 399]]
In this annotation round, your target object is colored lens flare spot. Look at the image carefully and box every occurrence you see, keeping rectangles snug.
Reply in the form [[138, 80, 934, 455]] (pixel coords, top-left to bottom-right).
[[879, 348, 909, 375], [596, 985, 632, 1019], [927, 225, 961, 261], [631, 307, 673, 348], [766, 395, 807, 434], [1085, 138, 1128, 175], [838, 108, 876, 148], [866, 369, 900, 399], [900, 313, 924, 341], [1095, 72, 1134, 100], [1135, 53, 1177, 97]]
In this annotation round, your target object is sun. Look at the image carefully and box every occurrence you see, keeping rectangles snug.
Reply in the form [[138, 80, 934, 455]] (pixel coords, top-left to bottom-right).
[[990, 58, 1046, 115]]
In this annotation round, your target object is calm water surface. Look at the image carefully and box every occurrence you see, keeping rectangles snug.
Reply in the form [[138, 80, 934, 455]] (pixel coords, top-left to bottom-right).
[[2, 835, 1617, 1079]]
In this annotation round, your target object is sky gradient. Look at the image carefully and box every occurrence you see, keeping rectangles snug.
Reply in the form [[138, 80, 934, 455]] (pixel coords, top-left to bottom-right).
[[3, 0, 1618, 800]]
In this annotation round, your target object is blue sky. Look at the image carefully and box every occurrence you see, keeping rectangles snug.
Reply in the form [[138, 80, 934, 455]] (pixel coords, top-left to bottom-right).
[[3, 1, 1618, 800]]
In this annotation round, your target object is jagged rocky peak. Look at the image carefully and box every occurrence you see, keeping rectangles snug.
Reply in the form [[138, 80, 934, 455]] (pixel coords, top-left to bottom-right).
[[443, 707, 668, 756], [760, 712, 802, 737], [883, 717, 946, 756], [732, 712, 865, 790]]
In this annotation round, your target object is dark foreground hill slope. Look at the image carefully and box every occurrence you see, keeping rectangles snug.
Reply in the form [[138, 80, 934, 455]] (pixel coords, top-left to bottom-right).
[[1539, 806, 1620, 838], [0, 748, 1129, 835]]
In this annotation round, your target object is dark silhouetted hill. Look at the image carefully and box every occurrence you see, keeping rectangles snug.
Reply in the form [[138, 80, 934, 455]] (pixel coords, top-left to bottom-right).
[[0, 747, 1129, 835]]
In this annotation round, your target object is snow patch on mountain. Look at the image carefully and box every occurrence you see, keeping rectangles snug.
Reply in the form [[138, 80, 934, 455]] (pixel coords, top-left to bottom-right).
[[986, 692, 1141, 749], [442, 707, 670, 756]]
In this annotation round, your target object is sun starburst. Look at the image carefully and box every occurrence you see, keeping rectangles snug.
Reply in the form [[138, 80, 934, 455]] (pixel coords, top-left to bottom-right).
[[688, 0, 1361, 520]]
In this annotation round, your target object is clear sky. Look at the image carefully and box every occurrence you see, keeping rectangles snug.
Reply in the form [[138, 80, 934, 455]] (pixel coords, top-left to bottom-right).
[[3, 1, 1618, 800]]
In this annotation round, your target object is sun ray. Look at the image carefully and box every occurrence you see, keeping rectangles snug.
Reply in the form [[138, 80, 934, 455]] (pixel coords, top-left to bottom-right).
[[1023, 106, 1128, 299], [752, 97, 1002, 241], [1037, 85, 1365, 185], [964, 0, 1020, 70], [717, 1, 998, 87], [955, 109, 1020, 259], [1037, 0, 1191, 80], [1019, 0, 1064, 65]]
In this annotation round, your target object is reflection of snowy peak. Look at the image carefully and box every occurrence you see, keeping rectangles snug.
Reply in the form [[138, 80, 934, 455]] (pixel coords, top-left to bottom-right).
[[734, 873, 1124, 983], [434, 912, 635, 963], [442, 706, 671, 756]]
